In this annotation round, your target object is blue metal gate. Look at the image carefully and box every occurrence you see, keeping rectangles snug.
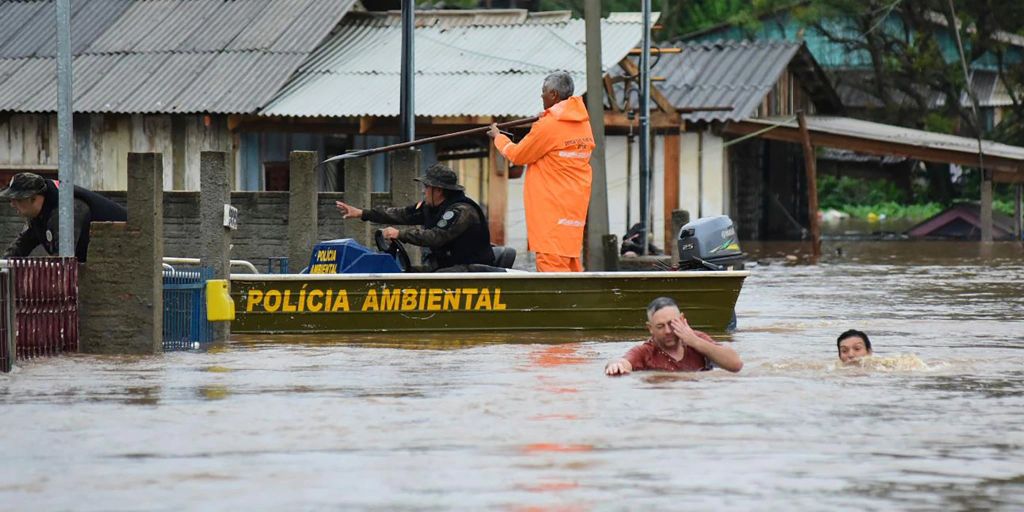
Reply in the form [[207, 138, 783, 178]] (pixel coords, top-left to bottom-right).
[[162, 267, 214, 351]]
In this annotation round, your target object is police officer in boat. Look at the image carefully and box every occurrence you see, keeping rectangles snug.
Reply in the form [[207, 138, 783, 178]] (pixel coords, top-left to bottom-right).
[[335, 163, 495, 272], [2, 172, 127, 263]]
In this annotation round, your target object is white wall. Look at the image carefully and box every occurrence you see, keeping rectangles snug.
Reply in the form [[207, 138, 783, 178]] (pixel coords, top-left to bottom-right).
[[502, 130, 728, 259]]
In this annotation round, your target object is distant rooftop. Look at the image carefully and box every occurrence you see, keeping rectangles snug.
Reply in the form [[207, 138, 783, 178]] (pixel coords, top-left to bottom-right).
[[0, 0, 357, 114], [261, 11, 652, 118], [644, 39, 842, 123]]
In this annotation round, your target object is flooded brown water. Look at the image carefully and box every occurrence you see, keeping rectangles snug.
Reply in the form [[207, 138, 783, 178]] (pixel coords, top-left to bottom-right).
[[2, 241, 1023, 510]]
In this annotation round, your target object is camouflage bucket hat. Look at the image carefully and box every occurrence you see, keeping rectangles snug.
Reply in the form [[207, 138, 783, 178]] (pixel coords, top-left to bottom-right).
[[414, 164, 464, 191], [0, 172, 49, 200]]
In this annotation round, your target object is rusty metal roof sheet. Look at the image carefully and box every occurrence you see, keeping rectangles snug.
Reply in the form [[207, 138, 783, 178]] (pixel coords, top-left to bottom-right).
[[0, 0, 355, 114], [262, 14, 648, 118]]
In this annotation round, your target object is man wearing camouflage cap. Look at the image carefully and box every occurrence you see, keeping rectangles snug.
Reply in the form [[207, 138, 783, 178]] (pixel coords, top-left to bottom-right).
[[2, 172, 127, 262], [335, 163, 495, 271]]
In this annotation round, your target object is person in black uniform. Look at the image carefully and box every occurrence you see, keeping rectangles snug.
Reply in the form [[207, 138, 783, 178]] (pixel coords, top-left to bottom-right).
[[2, 172, 128, 263], [335, 163, 494, 272]]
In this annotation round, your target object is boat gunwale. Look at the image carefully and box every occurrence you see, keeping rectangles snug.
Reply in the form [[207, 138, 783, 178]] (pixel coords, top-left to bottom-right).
[[229, 270, 751, 282]]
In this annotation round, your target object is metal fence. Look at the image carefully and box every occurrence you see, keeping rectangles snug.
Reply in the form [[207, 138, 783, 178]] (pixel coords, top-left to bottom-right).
[[162, 267, 214, 351], [0, 269, 14, 373], [0, 258, 79, 372]]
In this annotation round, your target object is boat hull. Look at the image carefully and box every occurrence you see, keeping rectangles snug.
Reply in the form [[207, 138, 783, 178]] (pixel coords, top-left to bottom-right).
[[230, 270, 748, 334]]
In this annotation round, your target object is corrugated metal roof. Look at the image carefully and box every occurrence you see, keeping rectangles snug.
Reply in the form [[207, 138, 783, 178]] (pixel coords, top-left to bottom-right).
[[262, 15, 647, 118], [0, 0, 355, 114], [377, 10, 573, 28], [651, 40, 803, 122], [752, 115, 1024, 162], [178, 0, 270, 52], [834, 68, 1013, 109], [0, 1, 56, 58]]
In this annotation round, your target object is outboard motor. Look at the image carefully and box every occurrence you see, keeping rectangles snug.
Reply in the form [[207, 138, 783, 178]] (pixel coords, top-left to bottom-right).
[[677, 215, 745, 271]]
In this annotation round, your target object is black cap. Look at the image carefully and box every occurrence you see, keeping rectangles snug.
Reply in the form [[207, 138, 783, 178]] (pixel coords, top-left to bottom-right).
[[0, 172, 48, 200], [414, 164, 463, 191]]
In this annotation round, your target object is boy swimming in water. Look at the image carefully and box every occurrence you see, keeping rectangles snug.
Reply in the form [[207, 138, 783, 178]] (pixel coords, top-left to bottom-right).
[[837, 329, 873, 364]]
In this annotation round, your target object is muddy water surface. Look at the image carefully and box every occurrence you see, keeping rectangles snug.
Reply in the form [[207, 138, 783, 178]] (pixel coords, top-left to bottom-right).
[[2, 242, 1023, 510]]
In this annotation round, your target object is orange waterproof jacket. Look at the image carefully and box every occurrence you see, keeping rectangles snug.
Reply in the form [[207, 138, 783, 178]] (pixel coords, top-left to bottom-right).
[[493, 96, 594, 257]]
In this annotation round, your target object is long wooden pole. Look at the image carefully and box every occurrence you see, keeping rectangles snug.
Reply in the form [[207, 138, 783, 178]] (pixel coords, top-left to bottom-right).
[[797, 112, 821, 259], [322, 116, 539, 164]]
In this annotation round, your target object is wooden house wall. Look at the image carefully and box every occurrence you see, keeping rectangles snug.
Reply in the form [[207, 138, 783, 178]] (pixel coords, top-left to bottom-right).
[[0, 113, 234, 191]]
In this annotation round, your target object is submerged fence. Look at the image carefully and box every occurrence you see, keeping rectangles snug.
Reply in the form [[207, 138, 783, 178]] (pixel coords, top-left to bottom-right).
[[0, 258, 79, 372], [162, 266, 214, 351]]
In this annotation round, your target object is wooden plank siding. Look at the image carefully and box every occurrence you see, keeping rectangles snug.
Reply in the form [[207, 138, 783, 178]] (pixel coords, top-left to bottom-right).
[[0, 113, 234, 191]]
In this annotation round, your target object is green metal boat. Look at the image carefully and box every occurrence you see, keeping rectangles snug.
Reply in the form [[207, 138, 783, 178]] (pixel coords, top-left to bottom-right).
[[229, 270, 748, 334]]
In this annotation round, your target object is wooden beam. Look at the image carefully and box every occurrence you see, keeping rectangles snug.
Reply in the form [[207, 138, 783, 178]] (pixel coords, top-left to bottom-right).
[[604, 111, 678, 129], [487, 143, 507, 245], [797, 112, 821, 259], [663, 131, 680, 256], [628, 47, 682, 55], [722, 120, 1024, 174], [432, 116, 494, 125], [618, 58, 678, 116], [604, 75, 620, 112], [359, 116, 374, 134]]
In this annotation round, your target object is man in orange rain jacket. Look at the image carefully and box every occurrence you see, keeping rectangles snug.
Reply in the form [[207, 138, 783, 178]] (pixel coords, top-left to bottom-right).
[[488, 71, 595, 272]]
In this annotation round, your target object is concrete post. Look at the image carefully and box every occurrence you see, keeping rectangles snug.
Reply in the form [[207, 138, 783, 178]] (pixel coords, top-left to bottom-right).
[[79, 153, 163, 354], [1015, 183, 1022, 241], [390, 149, 422, 264], [200, 151, 231, 342], [584, 0, 609, 271], [344, 156, 374, 248], [602, 234, 619, 272], [980, 171, 993, 242], [670, 209, 691, 266], [288, 151, 318, 271]]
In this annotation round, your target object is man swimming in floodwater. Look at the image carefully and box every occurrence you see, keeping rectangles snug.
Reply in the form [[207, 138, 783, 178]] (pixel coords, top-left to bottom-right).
[[837, 329, 873, 364], [605, 297, 743, 375]]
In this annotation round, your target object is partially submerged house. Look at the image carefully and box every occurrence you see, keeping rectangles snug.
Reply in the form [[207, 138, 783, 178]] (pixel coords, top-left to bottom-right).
[[906, 203, 1016, 240]]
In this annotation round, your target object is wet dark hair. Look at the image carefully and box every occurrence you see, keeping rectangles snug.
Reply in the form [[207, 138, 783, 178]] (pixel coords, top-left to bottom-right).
[[836, 329, 872, 356], [646, 297, 678, 320]]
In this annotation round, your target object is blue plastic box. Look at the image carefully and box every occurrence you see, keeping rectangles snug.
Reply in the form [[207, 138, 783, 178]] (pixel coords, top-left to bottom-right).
[[303, 239, 402, 274]]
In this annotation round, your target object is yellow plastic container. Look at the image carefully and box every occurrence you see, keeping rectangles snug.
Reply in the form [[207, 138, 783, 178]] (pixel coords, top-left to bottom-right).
[[206, 279, 235, 321]]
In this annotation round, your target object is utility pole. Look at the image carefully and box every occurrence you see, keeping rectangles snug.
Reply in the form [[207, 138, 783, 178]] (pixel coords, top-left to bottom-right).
[[584, 0, 609, 270], [56, 0, 74, 257], [638, 0, 652, 255], [400, 0, 415, 142]]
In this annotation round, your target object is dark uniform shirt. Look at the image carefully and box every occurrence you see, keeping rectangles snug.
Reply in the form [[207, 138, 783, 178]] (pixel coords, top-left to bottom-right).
[[361, 198, 493, 270], [4, 182, 127, 262], [4, 198, 91, 260]]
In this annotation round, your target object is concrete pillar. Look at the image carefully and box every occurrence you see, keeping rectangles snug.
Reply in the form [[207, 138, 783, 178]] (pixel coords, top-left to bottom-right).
[[700, 131, 725, 218], [670, 209, 690, 266], [80, 153, 163, 354], [344, 156, 374, 248], [1015, 183, 1022, 241], [288, 151, 318, 271], [200, 151, 231, 342], [602, 234, 619, 272], [680, 133, 700, 220], [389, 149, 422, 264], [980, 171, 993, 242]]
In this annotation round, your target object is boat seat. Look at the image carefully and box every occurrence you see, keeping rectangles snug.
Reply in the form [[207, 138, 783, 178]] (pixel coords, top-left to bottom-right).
[[491, 246, 517, 269]]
